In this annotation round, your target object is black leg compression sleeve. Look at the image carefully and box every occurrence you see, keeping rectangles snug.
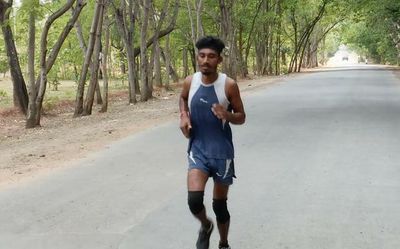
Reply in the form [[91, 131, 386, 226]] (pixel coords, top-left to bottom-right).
[[188, 191, 205, 215], [212, 199, 230, 224]]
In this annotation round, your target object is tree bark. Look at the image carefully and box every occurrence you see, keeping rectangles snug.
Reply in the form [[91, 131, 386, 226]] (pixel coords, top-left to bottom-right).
[[26, 0, 85, 127], [74, 19, 87, 53], [100, 7, 111, 113], [275, 0, 282, 75], [140, 0, 151, 101], [164, 35, 171, 88], [219, 0, 237, 79], [288, 1, 327, 73], [83, 0, 105, 115], [183, 47, 189, 77], [0, 0, 28, 114], [26, 3, 37, 128], [114, 0, 138, 104], [74, 0, 102, 117], [196, 0, 204, 39], [161, 47, 179, 83], [244, 0, 264, 75], [151, 0, 170, 88], [186, 0, 200, 71], [154, 40, 162, 87]]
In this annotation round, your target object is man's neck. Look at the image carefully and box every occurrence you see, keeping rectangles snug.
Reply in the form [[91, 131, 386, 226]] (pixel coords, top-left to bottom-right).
[[201, 72, 219, 84]]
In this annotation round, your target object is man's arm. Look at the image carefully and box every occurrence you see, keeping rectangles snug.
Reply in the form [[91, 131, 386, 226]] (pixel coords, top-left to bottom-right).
[[179, 76, 192, 138], [212, 78, 246, 125]]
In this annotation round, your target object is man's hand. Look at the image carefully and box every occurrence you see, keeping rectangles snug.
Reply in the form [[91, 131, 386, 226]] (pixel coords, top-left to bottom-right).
[[180, 112, 192, 138], [211, 104, 231, 120]]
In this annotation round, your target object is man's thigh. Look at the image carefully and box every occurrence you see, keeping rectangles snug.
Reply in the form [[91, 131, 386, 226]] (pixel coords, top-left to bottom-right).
[[187, 168, 209, 191], [213, 182, 229, 199]]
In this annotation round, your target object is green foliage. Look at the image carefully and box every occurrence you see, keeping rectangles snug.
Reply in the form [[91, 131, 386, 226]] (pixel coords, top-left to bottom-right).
[[0, 57, 8, 75], [43, 95, 61, 111], [0, 89, 7, 98], [2, 0, 399, 104], [339, 0, 400, 64], [48, 69, 61, 91]]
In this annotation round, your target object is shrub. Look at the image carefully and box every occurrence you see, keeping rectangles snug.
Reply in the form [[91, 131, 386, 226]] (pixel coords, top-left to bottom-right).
[[0, 89, 7, 98], [43, 95, 60, 111]]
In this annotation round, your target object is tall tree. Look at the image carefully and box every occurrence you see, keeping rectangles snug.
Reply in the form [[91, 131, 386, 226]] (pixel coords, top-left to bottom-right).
[[25, 0, 38, 128], [0, 0, 28, 114], [25, 0, 86, 127], [114, 0, 138, 104], [83, 0, 106, 115], [139, 0, 151, 101], [219, 0, 237, 79], [74, 0, 102, 117]]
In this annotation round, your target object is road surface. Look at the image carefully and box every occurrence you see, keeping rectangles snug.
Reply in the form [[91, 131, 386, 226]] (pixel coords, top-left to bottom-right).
[[1, 65, 400, 249]]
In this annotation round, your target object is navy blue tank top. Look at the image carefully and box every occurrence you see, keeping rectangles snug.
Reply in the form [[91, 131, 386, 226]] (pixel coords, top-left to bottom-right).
[[188, 72, 234, 159]]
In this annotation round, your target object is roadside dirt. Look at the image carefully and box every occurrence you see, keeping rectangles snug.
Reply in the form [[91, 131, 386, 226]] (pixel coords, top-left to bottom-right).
[[0, 75, 285, 189]]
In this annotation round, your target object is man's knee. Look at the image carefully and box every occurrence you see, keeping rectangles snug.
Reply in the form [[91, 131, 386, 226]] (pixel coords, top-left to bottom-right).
[[212, 199, 230, 224], [188, 191, 204, 215]]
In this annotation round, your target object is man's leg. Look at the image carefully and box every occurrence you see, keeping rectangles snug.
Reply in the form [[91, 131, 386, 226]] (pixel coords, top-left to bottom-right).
[[188, 169, 214, 249], [213, 183, 230, 247], [187, 169, 211, 226]]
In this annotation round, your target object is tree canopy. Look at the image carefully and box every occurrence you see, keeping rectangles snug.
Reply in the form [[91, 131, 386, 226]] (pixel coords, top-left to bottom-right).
[[0, 0, 398, 127]]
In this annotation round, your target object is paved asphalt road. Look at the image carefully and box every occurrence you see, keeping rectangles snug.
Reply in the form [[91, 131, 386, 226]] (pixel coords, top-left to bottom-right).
[[1, 65, 400, 249]]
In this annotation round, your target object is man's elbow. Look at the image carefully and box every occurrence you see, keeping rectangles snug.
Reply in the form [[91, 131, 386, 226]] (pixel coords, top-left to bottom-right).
[[240, 113, 246, 124], [235, 113, 246, 125]]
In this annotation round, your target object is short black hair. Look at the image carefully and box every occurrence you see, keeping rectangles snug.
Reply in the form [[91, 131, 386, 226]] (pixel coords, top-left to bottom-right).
[[195, 36, 225, 55]]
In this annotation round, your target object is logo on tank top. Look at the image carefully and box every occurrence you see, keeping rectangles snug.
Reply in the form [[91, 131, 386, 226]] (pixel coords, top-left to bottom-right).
[[199, 98, 208, 104]]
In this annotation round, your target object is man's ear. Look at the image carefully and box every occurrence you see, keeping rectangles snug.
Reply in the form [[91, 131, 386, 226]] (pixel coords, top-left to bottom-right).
[[218, 55, 223, 64]]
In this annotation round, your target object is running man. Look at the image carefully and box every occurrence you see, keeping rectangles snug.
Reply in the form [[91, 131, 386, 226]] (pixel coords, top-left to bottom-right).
[[179, 36, 246, 249]]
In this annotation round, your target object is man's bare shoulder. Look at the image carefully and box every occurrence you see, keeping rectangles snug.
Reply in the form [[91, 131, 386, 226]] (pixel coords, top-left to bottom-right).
[[225, 76, 238, 88], [183, 75, 194, 86]]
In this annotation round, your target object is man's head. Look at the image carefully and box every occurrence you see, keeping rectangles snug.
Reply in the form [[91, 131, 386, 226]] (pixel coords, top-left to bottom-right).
[[195, 36, 225, 75], [196, 36, 225, 55]]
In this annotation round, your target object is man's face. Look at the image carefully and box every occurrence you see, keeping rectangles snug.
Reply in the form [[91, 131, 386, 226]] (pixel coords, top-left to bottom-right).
[[197, 48, 222, 75]]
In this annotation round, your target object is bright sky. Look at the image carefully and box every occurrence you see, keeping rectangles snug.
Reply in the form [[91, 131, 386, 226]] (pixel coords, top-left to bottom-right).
[[326, 45, 360, 67], [14, 0, 21, 7]]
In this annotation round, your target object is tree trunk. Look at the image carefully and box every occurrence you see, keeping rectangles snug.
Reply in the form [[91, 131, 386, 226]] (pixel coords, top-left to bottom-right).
[[219, 0, 237, 79], [0, 0, 28, 114], [196, 0, 204, 39], [183, 47, 189, 77], [83, 0, 105, 116], [154, 41, 162, 87], [237, 23, 246, 78], [289, 1, 327, 73], [74, 0, 102, 117], [95, 80, 103, 104], [140, 0, 151, 101], [74, 19, 87, 52], [26, 3, 37, 128], [114, 0, 138, 104], [151, 0, 170, 88], [100, 6, 110, 113], [268, 28, 274, 75], [255, 0, 269, 76], [164, 35, 171, 89], [148, 43, 155, 91], [161, 47, 179, 83], [244, 0, 264, 76], [28, 0, 85, 127], [74, 11, 103, 105]]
